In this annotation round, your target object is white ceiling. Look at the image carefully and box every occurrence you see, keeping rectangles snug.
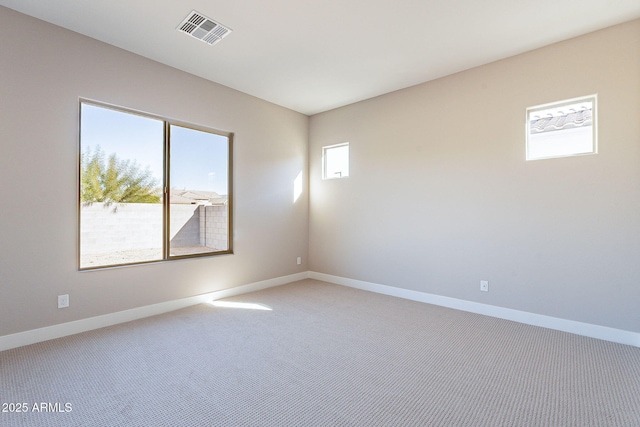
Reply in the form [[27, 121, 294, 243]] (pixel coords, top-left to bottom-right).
[[1, 0, 639, 115]]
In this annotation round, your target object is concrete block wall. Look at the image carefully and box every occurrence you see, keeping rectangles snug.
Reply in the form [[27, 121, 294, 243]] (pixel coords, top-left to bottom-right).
[[199, 205, 229, 250], [169, 205, 200, 247], [80, 203, 228, 254], [80, 203, 162, 254]]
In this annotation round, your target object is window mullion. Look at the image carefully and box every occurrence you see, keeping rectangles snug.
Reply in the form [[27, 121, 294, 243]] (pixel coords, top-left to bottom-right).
[[163, 121, 171, 260]]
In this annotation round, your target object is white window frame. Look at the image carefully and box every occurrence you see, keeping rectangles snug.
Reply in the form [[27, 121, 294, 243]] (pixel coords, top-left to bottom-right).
[[322, 142, 349, 180], [526, 95, 597, 161]]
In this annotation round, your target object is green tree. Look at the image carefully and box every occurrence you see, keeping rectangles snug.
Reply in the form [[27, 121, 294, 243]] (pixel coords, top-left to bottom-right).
[[81, 146, 161, 209]]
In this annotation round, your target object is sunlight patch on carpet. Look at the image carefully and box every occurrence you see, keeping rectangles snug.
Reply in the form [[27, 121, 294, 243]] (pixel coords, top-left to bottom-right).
[[208, 300, 272, 310]]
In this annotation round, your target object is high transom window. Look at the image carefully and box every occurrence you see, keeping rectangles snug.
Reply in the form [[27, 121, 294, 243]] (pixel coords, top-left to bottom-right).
[[322, 142, 349, 179], [526, 95, 597, 161]]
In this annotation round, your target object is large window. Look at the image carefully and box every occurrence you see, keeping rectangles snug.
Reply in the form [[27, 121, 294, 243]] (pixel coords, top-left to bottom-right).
[[79, 101, 232, 269], [526, 95, 597, 161]]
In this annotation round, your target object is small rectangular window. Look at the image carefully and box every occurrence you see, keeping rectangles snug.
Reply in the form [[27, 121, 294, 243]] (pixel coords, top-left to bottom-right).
[[526, 95, 597, 161], [79, 101, 232, 269], [322, 142, 349, 179]]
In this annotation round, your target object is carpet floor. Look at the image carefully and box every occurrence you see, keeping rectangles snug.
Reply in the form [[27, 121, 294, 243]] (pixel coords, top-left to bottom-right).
[[1, 279, 640, 426]]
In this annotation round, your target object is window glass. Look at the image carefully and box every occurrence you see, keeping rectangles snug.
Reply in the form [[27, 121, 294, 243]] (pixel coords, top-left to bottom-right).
[[526, 95, 596, 161], [79, 101, 232, 269], [169, 125, 230, 257], [323, 143, 349, 179]]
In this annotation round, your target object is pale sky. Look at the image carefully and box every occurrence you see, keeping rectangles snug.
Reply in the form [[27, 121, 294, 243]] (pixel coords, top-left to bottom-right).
[[80, 103, 229, 194]]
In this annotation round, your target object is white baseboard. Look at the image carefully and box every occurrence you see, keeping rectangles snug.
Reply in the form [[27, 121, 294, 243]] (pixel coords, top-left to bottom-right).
[[4, 270, 637, 352], [0, 272, 310, 352], [310, 271, 640, 348]]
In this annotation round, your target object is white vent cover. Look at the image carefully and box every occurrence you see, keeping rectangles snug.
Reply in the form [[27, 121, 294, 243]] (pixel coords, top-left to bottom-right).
[[177, 11, 232, 45]]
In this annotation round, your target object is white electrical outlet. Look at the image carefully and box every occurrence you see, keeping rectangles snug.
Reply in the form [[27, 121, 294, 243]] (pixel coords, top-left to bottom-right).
[[296, 257, 302, 265], [58, 294, 69, 309], [480, 281, 489, 292]]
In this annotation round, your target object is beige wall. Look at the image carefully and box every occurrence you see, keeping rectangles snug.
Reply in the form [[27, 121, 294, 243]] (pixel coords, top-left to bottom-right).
[[309, 19, 640, 332], [0, 7, 309, 336]]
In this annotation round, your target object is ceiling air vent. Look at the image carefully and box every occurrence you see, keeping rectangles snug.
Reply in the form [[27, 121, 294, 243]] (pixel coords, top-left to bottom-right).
[[177, 11, 232, 46]]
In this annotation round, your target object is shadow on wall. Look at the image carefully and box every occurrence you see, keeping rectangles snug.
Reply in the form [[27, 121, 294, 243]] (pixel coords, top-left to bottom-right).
[[171, 204, 229, 251]]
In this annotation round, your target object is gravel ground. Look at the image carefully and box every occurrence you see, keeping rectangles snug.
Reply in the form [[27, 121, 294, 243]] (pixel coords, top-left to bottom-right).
[[80, 245, 217, 268]]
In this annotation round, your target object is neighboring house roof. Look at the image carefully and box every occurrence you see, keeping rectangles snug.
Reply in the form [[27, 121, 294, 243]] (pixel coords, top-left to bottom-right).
[[530, 108, 592, 134], [169, 190, 228, 205]]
